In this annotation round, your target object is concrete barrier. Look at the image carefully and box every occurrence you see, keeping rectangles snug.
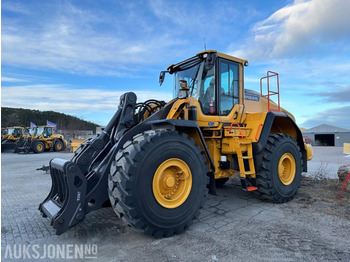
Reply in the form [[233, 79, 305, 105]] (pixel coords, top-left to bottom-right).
[[344, 143, 350, 154]]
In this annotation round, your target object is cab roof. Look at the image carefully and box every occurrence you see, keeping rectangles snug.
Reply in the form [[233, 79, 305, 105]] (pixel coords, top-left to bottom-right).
[[196, 50, 248, 64], [167, 50, 248, 72]]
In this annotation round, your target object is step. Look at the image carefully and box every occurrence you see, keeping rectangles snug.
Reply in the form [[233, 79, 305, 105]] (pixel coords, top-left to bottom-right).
[[247, 186, 258, 191], [242, 171, 255, 175], [238, 141, 251, 145]]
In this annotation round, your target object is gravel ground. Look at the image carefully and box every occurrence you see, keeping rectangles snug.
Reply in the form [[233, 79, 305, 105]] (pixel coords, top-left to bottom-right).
[[1, 147, 350, 261]]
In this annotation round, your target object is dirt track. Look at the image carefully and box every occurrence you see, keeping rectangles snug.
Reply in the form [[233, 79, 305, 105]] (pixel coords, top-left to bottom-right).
[[296, 177, 350, 219]]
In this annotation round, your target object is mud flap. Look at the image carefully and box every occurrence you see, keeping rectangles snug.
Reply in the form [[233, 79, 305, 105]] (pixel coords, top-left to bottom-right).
[[39, 158, 87, 235]]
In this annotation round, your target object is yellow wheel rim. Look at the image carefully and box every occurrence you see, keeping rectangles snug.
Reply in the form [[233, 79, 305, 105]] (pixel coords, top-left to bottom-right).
[[37, 144, 43, 151], [153, 158, 192, 209], [57, 143, 62, 150], [278, 153, 296, 185]]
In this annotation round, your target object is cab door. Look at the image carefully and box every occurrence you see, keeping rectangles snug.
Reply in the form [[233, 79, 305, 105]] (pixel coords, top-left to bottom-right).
[[218, 58, 244, 123]]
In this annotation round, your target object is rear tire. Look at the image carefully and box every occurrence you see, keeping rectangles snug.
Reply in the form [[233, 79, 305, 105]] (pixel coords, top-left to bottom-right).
[[253, 134, 302, 203], [33, 141, 45, 153], [108, 130, 208, 237]]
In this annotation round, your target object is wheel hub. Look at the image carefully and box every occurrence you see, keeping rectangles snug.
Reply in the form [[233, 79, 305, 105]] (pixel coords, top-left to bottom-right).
[[278, 153, 296, 185], [165, 176, 175, 188], [153, 158, 192, 209]]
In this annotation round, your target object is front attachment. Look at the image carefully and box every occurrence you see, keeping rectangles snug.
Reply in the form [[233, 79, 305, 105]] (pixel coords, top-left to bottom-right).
[[15, 137, 32, 154], [1, 140, 17, 152], [39, 92, 138, 235], [39, 158, 87, 235]]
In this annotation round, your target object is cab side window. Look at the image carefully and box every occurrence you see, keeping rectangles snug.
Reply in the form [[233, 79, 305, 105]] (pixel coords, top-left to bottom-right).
[[199, 66, 216, 115], [219, 60, 239, 116]]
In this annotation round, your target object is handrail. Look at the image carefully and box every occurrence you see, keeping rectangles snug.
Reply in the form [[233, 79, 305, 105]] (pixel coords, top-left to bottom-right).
[[229, 123, 243, 139], [260, 71, 280, 112], [255, 123, 263, 142]]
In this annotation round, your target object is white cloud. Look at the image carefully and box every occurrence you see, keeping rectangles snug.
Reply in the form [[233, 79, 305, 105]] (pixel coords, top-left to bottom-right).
[[1, 84, 173, 114], [265, 58, 350, 90], [2, 1, 31, 15], [148, 0, 239, 36], [1, 76, 29, 83], [231, 0, 350, 60], [1, 1, 242, 77], [1, 1, 189, 76], [312, 85, 350, 103], [301, 105, 350, 129]]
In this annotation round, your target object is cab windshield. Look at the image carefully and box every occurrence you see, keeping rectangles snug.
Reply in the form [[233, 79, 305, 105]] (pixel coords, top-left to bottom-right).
[[173, 54, 216, 115], [174, 62, 203, 99], [36, 127, 52, 138], [13, 128, 22, 137], [29, 128, 37, 136], [23, 128, 29, 136], [36, 127, 44, 136]]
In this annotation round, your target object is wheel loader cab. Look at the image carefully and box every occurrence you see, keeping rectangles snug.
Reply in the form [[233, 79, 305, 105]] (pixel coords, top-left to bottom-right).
[[43, 127, 52, 138], [2, 128, 13, 142], [168, 50, 311, 193], [29, 127, 37, 136], [37, 126, 51, 138], [1, 128, 8, 137], [170, 50, 246, 126], [13, 127, 23, 138]]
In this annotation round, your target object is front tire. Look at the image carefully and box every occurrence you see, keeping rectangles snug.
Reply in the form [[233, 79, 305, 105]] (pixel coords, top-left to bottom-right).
[[54, 140, 64, 152], [33, 141, 45, 153], [254, 134, 302, 203], [108, 130, 208, 237]]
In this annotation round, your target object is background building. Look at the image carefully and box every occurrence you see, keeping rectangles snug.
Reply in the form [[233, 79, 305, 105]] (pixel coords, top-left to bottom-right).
[[96, 126, 105, 135], [302, 124, 350, 146], [57, 129, 94, 139]]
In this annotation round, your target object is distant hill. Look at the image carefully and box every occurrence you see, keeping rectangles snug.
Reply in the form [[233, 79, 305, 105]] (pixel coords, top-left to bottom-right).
[[1, 107, 99, 132]]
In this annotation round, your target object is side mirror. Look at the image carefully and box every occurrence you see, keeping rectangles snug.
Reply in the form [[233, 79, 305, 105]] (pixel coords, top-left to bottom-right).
[[204, 53, 215, 71], [159, 71, 167, 86]]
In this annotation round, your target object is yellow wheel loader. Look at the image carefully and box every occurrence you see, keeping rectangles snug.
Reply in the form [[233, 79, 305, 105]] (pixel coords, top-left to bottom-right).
[[1, 127, 8, 140], [1, 126, 24, 152], [39, 50, 313, 237], [17, 126, 67, 153], [15, 127, 37, 153]]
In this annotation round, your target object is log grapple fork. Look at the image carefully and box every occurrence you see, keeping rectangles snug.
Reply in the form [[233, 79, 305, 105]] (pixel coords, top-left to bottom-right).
[[38, 92, 137, 235]]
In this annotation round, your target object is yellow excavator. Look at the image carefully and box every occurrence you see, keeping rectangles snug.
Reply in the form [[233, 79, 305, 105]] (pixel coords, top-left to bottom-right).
[[39, 50, 313, 237]]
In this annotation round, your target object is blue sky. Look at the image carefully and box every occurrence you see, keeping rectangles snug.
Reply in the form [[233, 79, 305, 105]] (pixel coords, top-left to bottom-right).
[[2, 0, 350, 129]]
